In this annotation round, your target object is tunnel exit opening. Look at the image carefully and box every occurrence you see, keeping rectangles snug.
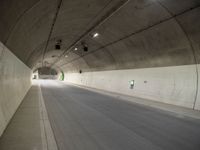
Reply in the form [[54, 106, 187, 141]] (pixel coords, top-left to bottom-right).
[[32, 67, 58, 80]]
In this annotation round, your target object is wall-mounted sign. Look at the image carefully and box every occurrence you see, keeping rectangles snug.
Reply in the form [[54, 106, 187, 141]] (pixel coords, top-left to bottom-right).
[[129, 80, 134, 89]]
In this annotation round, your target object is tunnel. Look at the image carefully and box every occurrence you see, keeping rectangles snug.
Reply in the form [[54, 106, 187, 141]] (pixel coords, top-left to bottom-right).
[[0, 0, 200, 149]]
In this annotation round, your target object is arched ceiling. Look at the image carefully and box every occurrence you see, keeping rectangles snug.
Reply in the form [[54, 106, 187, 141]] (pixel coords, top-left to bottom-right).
[[0, 0, 200, 73]]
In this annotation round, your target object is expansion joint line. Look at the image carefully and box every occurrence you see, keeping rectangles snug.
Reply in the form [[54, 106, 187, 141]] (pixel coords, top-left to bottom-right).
[[157, 0, 199, 110], [42, 0, 63, 67], [5, 0, 42, 44]]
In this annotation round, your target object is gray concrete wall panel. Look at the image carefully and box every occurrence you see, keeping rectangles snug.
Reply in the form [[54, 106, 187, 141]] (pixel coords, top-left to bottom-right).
[[0, 42, 31, 136]]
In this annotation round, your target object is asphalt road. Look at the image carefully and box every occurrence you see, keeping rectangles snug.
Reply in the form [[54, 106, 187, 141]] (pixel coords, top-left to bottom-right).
[[40, 80, 200, 150]]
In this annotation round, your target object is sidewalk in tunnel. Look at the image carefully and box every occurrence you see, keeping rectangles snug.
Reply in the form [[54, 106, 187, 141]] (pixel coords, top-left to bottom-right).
[[0, 81, 57, 150]]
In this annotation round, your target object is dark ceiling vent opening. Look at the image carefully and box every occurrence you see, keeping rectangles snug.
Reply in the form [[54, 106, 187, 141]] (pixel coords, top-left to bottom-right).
[[52, 55, 57, 58], [55, 44, 61, 50], [55, 39, 62, 50], [81, 42, 88, 52], [83, 46, 88, 52]]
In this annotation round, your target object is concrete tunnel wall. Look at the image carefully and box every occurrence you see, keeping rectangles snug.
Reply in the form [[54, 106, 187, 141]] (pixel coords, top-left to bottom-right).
[[0, 42, 31, 136], [61, 4, 200, 111], [64, 65, 200, 111]]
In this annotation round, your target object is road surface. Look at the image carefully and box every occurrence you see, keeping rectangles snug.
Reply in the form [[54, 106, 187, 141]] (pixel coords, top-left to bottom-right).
[[40, 80, 200, 150]]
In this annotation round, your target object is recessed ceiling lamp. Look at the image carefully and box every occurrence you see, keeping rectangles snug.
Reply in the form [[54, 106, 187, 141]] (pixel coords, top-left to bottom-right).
[[74, 47, 78, 51], [92, 32, 99, 38]]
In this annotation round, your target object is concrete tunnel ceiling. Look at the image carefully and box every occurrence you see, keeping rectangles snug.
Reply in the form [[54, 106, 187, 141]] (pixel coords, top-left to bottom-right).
[[0, 0, 200, 73]]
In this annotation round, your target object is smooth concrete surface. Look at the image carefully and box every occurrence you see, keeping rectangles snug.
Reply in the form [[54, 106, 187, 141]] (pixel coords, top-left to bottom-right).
[[0, 82, 58, 150], [41, 80, 200, 150], [64, 65, 200, 110], [0, 42, 31, 136]]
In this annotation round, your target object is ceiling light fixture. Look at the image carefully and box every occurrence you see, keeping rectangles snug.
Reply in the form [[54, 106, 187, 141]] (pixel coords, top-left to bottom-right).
[[92, 32, 99, 38], [74, 47, 78, 51]]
